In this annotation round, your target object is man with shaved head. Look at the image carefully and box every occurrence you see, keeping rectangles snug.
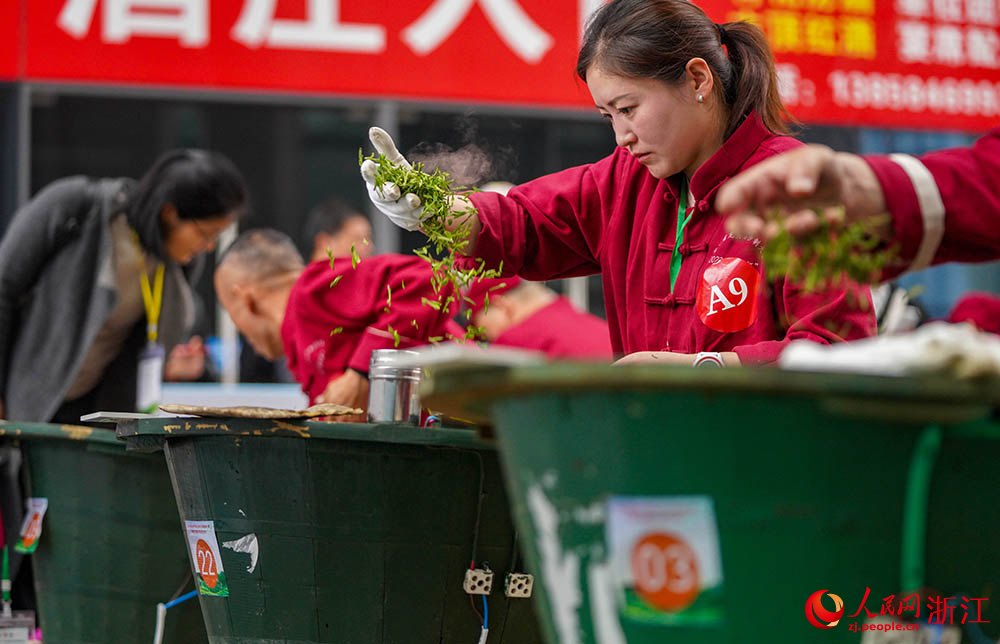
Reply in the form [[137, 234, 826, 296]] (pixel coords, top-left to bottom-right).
[[215, 229, 462, 417]]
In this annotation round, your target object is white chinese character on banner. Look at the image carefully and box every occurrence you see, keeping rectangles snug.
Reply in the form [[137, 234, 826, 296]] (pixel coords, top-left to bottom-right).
[[58, 0, 208, 46], [967, 26, 999, 66], [232, 0, 385, 52], [933, 0, 964, 21], [897, 20, 932, 61], [966, 0, 998, 24], [402, 0, 554, 63], [775, 63, 800, 104], [933, 23, 965, 64], [896, 0, 929, 18]]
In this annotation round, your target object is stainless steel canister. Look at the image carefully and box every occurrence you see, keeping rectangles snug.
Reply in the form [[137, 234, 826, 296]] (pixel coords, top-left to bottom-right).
[[366, 349, 422, 424]]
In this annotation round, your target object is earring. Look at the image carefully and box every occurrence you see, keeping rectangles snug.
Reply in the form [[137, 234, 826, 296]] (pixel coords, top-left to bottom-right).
[[697, 94, 704, 103]]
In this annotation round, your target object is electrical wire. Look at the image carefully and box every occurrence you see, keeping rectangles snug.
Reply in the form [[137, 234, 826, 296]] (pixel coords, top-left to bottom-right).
[[424, 445, 488, 632], [164, 590, 198, 609], [477, 596, 489, 644], [423, 445, 485, 569], [168, 570, 193, 602], [469, 594, 483, 623], [469, 450, 485, 569]]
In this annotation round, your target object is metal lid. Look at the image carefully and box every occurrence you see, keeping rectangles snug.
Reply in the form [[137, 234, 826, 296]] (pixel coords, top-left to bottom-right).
[[369, 349, 423, 379]]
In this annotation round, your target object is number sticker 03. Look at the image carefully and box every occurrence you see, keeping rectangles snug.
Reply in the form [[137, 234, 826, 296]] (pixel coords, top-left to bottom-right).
[[632, 532, 700, 612]]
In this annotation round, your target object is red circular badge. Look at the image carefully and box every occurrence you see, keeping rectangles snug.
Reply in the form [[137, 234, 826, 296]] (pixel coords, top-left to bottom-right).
[[696, 257, 760, 333], [631, 532, 700, 612], [196, 539, 219, 589]]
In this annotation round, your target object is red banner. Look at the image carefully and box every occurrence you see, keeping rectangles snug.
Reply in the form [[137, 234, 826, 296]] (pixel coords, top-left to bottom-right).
[[0, 2, 20, 79], [24, 0, 595, 106], [698, 0, 1000, 132], [14, 0, 1000, 132]]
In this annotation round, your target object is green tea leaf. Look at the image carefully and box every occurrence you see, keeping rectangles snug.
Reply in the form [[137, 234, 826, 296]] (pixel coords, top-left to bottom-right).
[[361, 151, 505, 342], [760, 208, 897, 293]]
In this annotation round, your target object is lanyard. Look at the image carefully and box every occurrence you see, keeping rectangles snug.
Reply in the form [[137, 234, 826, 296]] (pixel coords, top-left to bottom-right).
[[131, 232, 165, 343], [669, 179, 694, 293]]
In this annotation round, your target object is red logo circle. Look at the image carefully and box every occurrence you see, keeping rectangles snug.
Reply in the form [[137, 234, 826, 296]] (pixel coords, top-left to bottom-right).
[[631, 533, 700, 612], [696, 257, 760, 333], [805, 590, 844, 628]]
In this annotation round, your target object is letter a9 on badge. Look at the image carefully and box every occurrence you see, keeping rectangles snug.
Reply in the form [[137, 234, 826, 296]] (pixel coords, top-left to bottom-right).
[[185, 520, 229, 597], [606, 496, 724, 626]]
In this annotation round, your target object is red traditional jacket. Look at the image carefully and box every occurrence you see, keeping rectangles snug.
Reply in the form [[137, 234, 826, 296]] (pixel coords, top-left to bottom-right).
[[865, 125, 1000, 278], [467, 113, 876, 363], [493, 296, 613, 360], [282, 255, 462, 401]]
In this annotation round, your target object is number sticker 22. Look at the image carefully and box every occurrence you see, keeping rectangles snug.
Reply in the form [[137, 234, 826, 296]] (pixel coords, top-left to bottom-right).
[[196, 539, 219, 589]]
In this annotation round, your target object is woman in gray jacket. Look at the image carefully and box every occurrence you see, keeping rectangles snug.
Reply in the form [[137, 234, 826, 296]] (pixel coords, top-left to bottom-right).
[[0, 149, 247, 423]]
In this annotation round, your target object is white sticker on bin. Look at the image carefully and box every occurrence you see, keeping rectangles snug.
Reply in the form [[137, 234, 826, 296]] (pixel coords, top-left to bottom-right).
[[14, 498, 48, 554], [606, 496, 725, 627], [184, 521, 229, 597], [222, 533, 259, 574]]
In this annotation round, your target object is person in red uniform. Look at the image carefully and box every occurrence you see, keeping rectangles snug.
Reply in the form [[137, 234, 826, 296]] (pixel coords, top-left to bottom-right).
[[465, 277, 613, 360], [717, 127, 1000, 278], [946, 292, 1000, 336], [214, 229, 462, 416], [361, 0, 875, 366]]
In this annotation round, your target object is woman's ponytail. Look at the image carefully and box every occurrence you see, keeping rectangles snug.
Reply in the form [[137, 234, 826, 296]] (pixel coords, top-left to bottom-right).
[[718, 20, 797, 137]]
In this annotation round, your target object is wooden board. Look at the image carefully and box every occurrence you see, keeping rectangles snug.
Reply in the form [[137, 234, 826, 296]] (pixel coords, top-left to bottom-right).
[[159, 403, 363, 419]]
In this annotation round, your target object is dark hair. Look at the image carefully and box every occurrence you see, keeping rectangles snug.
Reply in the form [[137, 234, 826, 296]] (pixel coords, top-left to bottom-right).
[[218, 228, 304, 283], [303, 196, 367, 248], [576, 0, 795, 139], [125, 149, 248, 259]]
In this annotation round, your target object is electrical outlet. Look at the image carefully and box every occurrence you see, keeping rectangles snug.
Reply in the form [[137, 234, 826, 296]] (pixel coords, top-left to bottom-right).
[[463, 568, 493, 595], [504, 573, 533, 598]]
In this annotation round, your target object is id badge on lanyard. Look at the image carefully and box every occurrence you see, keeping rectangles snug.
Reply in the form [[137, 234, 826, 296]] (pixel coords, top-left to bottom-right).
[[136, 342, 165, 414], [133, 231, 166, 413]]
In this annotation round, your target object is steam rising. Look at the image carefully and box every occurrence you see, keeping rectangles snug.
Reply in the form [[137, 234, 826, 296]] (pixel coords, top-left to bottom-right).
[[407, 114, 518, 189]]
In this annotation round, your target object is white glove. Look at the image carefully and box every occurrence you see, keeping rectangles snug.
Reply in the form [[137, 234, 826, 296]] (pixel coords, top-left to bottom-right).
[[361, 127, 424, 231]]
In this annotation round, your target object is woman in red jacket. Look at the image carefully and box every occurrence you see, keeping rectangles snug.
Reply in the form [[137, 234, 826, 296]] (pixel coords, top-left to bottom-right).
[[363, 0, 875, 365]]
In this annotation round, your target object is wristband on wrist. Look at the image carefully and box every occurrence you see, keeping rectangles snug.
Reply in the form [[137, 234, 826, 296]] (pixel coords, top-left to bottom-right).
[[692, 352, 725, 367]]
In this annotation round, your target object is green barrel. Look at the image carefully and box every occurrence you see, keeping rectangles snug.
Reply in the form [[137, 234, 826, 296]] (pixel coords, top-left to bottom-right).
[[0, 421, 207, 644], [422, 363, 1000, 644], [116, 418, 544, 644]]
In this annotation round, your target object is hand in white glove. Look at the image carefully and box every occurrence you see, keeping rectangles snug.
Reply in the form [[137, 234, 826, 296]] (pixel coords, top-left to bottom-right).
[[361, 127, 424, 231]]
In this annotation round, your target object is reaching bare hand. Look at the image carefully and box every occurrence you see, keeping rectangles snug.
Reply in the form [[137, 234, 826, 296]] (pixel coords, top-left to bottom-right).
[[716, 144, 890, 243], [165, 336, 207, 382], [317, 369, 369, 423]]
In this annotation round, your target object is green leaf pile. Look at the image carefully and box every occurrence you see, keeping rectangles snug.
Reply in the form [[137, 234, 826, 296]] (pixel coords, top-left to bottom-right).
[[360, 150, 504, 341], [761, 208, 897, 292]]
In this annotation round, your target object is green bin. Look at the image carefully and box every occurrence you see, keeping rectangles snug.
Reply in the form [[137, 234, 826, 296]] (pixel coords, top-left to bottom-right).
[[422, 363, 1000, 644], [116, 418, 544, 644], [0, 421, 207, 644]]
